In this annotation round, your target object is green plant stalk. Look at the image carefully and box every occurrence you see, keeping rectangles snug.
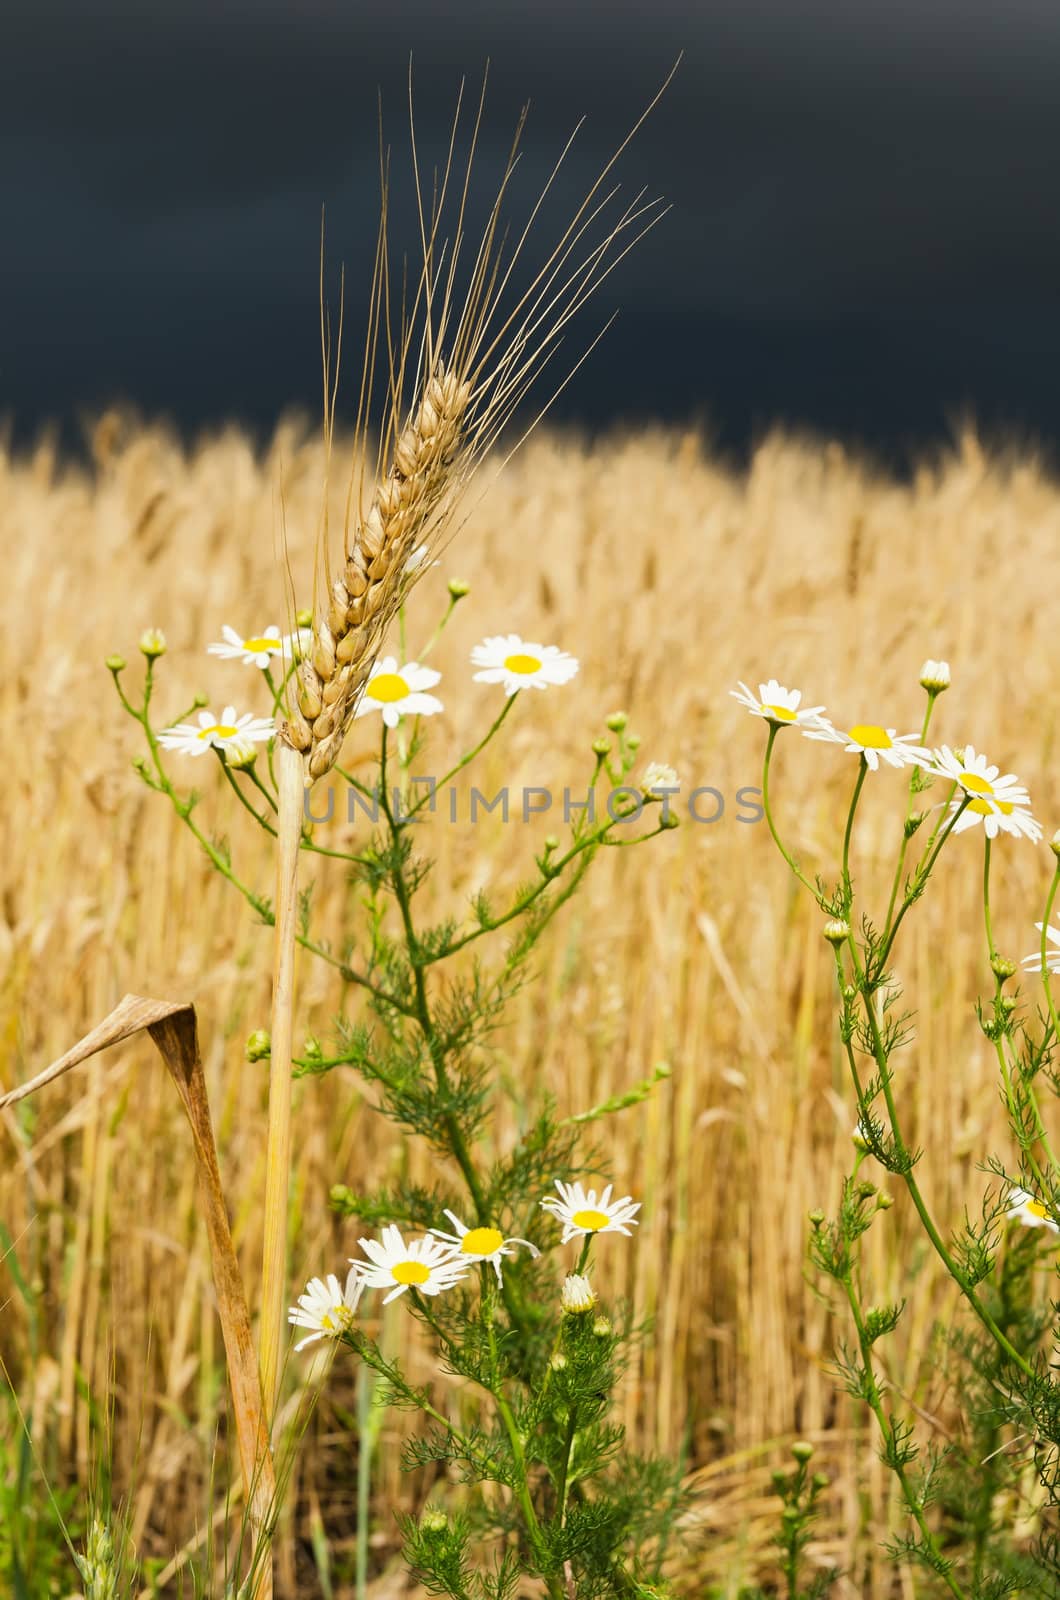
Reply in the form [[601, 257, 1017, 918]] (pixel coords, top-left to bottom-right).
[[841, 1272, 967, 1599], [883, 693, 939, 938], [761, 725, 821, 902]]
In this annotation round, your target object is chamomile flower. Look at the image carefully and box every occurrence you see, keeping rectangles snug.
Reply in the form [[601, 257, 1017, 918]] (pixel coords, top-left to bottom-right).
[[288, 1268, 363, 1351], [561, 1274, 597, 1314], [641, 762, 679, 798], [1005, 1188, 1059, 1234], [730, 679, 825, 728], [803, 719, 931, 772], [157, 706, 276, 757], [429, 1210, 539, 1284], [471, 634, 579, 696], [351, 1224, 470, 1305], [540, 1180, 641, 1244], [931, 746, 1041, 841], [1022, 923, 1060, 974], [208, 624, 285, 669], [353, 657, 443, 729]]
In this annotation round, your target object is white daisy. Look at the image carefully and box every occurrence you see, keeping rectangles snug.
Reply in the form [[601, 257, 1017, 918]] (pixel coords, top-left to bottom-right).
[[540, 1180, 641, 1244], [353, 657, 443, 729], [930, 745, 1041, 841], [730, 679, 825, 729], [471, 634, 579, 697], [803, 720, 931, 772], [288, 1268, 363, 1352], [429, 1209, 539, 1284], [1005, 1188, 1060, 1234], [207, 624, 285, 670], [1022, 923, 1060, 974], [919, 659, 951, 693], [157, 706, 276, 757], [351, 1224, 470, 1305]]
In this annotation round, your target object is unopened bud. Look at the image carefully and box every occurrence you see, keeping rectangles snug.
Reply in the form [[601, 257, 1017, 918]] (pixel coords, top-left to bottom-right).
[[1000, 995, 1017, 1016], [224, 736, 258, 770], [919, 659, 950, 694], [245, 1029, 271, 1062], [105, 654, 126, 673], [791, 1440, 814, 1463], [592, 739, 611, 757], [561, 1274, 596, 1314], [1051, 829, 1060, 861], [626, 734, 641, 752], [812, 1472, 829, 1491], [991, 955, 1018, 982], [808, 1209, 825, 1229], [549, 1351, 568, 1372], [544, 834, 560, 851], [447, 578, 470, 600], [592, 1316, 612, 1338], [302, 1035, 323, 1062], [904, 811, 926, 838], [295, 608, 313, 629], [139, 628, 167, 659], [877, 1192, 894, 1211], [605, 711, 628, 732], [420, 1507, 448, 1536], [824, 919, 850, 945]]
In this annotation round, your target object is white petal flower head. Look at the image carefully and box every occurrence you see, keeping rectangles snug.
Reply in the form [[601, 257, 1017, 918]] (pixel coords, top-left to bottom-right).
[[641, 762, 679, 798], [288, 1268, 363, 1352], [157, 706, 276, 757], [931, 745, 1041, 841], [730, 679, 825, 729], [471, 634, 579, 697], [803, 720, 932, 772], [919, 659, 951, 693], [353, 656, 444, 729], [351, 1224, 470, 1305], [207, 624, 285, 669], [1006, 1188, 1060, 1234], [429, 1209, 539, 1284], [561, 1273, 597, 1314], [1022, 923, 1060, 975], [540, 1180, 641, 1244], [852, 1120, 872, 1153]]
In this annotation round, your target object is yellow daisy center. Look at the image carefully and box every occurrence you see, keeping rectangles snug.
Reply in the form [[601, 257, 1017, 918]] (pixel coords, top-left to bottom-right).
[[1026, 1200, 1050, 1220], [391, 1260, 431, 1286], [243, 637, 276, 652], [848, 724, 892, 750], [460, 1227, 504, 1256], [199, 724, 239, 740], [503, 653, 543, 675], [968, 796, 1014, 816], [764, 703, 796, 722], [960, 772, 994, 796], [571, 1208, 611, 1232], [367, 672, 410, 703]]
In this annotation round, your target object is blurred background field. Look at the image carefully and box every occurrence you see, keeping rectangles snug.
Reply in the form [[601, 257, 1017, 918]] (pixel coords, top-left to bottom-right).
[[1, 416, 1058, 1596]]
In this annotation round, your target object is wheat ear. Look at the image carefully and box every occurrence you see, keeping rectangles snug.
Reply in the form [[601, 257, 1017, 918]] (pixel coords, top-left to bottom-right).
[[284, 362, 471, 782]]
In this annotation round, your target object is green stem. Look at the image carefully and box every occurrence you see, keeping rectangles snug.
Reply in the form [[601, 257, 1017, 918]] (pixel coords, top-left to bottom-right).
[[841, 1274, 967, 1599], [1039, 867, 1060, 1045], [841, 758, 868, 899], [406, 695, 519, 818], [883, 696, 938, 938], [761, 725, 821, 901]]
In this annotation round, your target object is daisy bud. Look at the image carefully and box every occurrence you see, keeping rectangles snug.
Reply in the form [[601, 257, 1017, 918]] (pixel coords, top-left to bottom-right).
[[660, 811, 681, 830], [823, 919, 850, 945], [990, 955, 1017, 982], [919, 659, 950, 693], [791, 1440, 815, 1463], [303, 1035, 323, 1063], [592, 1316, 612, 1338], [561, 1273, 597, 1315], [1000, 995, 1017, 1016], [592, 738, 611, 757], [626, 734, 641, 752], [544, 834, 560, 852], [641, 762, 679, 800], [550, 1351, 568, 1372], [139, 628, 167, 658], [852, 1121, 871, 1152], [224, 736, 258, 770], [245, 1029, 271, 1062], [296, 608, 313, 629], [1051, 830, 1060, 861], [420, 1508, 448, 1536], [105, 654, 126, 673], [447, 578, 470, 600], [903, 811, 926, 838], [876, 1192, 894, 1211], [812, 1472, 830, 1491], [808, 1209, 825, 1228], [605, 711, 628, 732]]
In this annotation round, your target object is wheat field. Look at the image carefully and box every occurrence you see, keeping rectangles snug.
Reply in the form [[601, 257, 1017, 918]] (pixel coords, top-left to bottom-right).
[[1, 414, 1058, 1596]]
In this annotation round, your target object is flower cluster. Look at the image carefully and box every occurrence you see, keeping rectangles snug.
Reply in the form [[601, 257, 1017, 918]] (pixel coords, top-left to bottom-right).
[[731, 665, 1045, 842], [288, 1180, 640, 1350], [156, 624, 581, 754]]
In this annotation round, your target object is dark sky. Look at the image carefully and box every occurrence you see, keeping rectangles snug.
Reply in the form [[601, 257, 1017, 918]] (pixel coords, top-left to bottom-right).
[[6, 0, 1060, 461]]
